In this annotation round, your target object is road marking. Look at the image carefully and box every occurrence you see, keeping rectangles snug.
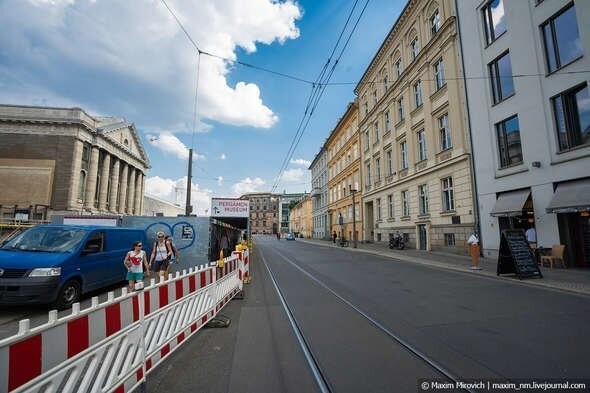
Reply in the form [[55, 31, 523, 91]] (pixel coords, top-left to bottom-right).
[[258, 248, 333, 393]]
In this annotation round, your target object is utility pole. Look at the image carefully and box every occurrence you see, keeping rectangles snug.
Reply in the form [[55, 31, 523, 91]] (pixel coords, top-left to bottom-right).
[[185, 148, 193, 216], [350, 185, 358, 248]]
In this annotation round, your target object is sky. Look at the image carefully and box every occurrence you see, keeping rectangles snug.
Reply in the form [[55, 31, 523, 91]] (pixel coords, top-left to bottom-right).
[[0, 0, 406, 215]]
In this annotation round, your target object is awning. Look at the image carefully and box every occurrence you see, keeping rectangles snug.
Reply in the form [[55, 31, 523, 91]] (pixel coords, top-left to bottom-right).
[[546, 179, 590, 213], [490, 189, 530, 217]]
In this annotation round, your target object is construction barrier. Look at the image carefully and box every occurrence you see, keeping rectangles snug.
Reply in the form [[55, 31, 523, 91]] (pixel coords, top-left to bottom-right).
[[231, 249, 250, 284], [0, 253, 244, 393]]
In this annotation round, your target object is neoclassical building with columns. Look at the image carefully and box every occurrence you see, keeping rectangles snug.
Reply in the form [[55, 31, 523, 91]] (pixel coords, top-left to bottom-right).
[[0, 105, 150, 218]]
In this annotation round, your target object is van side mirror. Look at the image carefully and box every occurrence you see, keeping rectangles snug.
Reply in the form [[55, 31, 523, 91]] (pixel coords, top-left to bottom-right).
[[82, 244, 101, 254]]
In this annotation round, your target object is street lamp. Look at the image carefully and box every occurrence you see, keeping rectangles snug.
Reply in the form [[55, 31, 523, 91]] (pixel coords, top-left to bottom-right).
[[349, 185, 358, 248]]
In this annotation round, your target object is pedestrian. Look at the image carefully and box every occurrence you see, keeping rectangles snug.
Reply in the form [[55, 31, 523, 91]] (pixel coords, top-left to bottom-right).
[[164, 235, 179, 277], [276, 232, 280, 240], [123, 241, 149, 291], [467, 231, 481, 270], [332, 231, 337, 244], [149, 231, 172, 280], [525, 226, 537, 249]]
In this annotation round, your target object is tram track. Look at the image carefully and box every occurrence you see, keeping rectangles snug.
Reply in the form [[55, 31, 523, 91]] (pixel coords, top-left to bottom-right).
[[258, 242, 474, 393]]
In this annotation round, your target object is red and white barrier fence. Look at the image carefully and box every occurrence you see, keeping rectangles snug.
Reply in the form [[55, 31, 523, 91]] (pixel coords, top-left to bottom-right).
[[0, 252, 248, 393]]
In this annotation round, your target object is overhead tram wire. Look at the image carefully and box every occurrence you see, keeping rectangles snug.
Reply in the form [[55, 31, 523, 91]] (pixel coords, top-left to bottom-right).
[[271, 0, 371, 193], [270, 0, 366, 193], [270, 0, 362, 190]]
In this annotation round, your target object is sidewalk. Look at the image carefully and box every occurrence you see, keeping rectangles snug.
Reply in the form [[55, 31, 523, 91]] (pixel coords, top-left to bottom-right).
[[298, 238, 590, 296]]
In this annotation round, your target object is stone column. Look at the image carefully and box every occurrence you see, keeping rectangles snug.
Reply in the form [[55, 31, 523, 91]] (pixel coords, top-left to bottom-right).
[[139, 173, 146, 215], [134, 172, 143, 216], [109, 158, 120, 213], [68, 140, 84, 209], [118, 162, 128, 214], [127, 166, 136, 215], [98, 153, 111, 212], [84, 146, 100, 210]]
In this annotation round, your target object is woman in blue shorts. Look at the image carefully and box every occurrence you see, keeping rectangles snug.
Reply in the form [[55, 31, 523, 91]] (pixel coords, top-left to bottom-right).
[[124, 241, 149, 291]]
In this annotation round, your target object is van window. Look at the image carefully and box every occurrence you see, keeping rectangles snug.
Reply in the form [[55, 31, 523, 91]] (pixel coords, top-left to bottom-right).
[[1, 227, 88, 253], [84, 232, 105, 252]]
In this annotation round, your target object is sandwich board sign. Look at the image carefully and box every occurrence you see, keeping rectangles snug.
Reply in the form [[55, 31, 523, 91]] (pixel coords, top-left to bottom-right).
[[210, 198, 249, 218]]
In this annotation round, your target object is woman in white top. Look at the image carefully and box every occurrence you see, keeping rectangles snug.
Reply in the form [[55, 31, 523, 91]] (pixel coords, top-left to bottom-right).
[[149, 231, 172, 279], [123, 241, 149, 291]]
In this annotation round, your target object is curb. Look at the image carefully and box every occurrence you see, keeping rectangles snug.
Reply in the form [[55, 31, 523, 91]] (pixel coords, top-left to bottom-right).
[[297, 239, 590, 297]]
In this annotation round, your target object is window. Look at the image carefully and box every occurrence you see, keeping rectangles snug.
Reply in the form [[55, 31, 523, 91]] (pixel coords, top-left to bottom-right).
[[414, 80, 423, 108], [419, 184, 429, 214], [366, 163, 371, 185], [442, 177, 455, 211], [401, 190, 409, 216], [410, 38, 420, 60], [439, 114, 452, 150], [385, 111, 391, 132], [444, 233, 456, 246], [375, 158, 381, 181], [386, 150, 393, 176], [542, 4, 583, 73], [364, 102, 369, 116], [489, 51, 515, 104], [434, 59, 445, 90], [430, 9, 441, 36], [384, 74, 389, 92], [338, 187, 341, 200], [398, 97, 404, 121], [374, 122, 379, 141], [401, 141, 408, 169], [552, 83, 590, 150], [496, 115, 523, 168], [376, 198, 382, 220], [373, 90, 378, 105], [353, 144, 358, 160], [365, 131, 370, 150], [482, 0, 506, 45], [388, 194, 394, 219], [417, 130, 427, 161], [395, 58, 403, 78], [78, 171, 87, 200]]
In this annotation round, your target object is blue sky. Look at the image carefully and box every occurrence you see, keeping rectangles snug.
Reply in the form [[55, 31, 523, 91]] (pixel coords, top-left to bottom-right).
[[0, 0, 405, 214]]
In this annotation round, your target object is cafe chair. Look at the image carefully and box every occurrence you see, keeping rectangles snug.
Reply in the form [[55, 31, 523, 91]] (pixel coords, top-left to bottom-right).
[[540, 244, 567, 268]]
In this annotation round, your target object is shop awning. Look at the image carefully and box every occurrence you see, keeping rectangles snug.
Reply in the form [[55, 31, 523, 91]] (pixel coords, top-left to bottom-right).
[[490, 189, 530, 217], [546, 179, 590, 213]]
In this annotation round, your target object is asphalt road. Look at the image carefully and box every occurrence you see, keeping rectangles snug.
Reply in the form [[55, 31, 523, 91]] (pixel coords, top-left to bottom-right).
[[146, 236, 590, 392]]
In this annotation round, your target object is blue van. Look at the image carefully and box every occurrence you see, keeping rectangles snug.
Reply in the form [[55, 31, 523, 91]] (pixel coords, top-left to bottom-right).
[[0, 225, 147, 309]]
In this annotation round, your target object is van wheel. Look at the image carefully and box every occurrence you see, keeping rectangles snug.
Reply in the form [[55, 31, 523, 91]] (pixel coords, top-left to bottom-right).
[[54, 279, 81, 310]]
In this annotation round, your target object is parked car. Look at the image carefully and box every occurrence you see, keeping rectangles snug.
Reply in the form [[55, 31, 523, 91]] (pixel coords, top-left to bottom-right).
[[0, 225, 147, 309], [286, 233, 296, 241]]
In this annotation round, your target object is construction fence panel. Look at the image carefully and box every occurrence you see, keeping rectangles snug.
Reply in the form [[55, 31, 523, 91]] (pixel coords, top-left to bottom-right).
[[0, 253, 245, 393]]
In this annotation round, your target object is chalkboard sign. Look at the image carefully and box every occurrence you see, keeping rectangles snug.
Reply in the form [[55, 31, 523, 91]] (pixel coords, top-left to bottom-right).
[[497, 229, 542, 279]]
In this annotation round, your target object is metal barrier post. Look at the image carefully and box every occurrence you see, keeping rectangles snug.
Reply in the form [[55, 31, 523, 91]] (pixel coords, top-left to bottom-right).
[[135, 280, 147, 393]]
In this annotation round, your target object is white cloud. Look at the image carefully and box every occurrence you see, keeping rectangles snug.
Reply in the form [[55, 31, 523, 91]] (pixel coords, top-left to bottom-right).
[[282, 168, 306, 182], [216, 176, 224, 186], [290, 158, 311, 167], [146, 132, 205, 160], [220, 153, 226, 160], [145, 175, 212, 216], [232, 177, 265, 196], [0, 0, 302, 130]]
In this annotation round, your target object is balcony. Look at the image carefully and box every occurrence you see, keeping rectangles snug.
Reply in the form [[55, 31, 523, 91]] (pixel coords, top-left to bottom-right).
[[310, 187, 322, 198]]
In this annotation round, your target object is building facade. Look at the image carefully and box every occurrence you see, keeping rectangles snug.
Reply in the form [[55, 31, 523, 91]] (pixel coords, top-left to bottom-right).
[[0, 105, 150, 218], [143, 194, 184, 217], [457, 0, 590, 266], [355, 0, 475, 253], [309, 147, 329, 239], [326, 102, 364, 243], [241, 192, 279, 234], [289, 196, 313, 238], [279, 193, 307, 233]]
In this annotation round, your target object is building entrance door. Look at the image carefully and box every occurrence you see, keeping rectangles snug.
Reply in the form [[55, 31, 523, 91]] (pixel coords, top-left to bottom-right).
[[418, 224, 427, 250]]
